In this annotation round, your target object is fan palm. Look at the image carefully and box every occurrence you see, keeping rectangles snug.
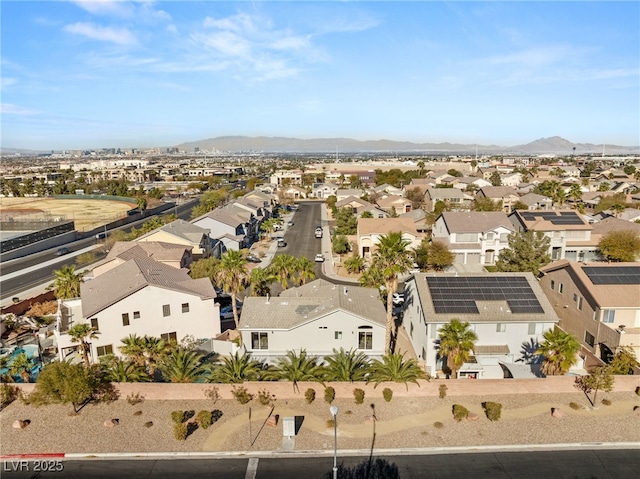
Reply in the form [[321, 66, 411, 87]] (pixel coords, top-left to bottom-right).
[[209, 352, 263, 384], [263, 349, 325, 391], [159, 348, 210, 383], [438, 319, 478, 379], [535, 328, 581, 376], [102, 356, 150, 382], [9, 352, 36, 383], [68, 323, 98, 368], [268, 254, 296, 289], [51, 265, 83, 299], [215, 250, 249, 345], [323, 348, 370, 382], [367, 352, 427, 389], [141, 336, 172, 378], [119, 334, 146, 368], [249, 267, 275, 296], [294, 257, 316, 286]]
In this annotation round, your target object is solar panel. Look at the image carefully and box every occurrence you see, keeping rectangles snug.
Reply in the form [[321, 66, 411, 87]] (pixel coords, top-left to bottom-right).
[[426, 276, 544, 315], [582, 266, 640, 285], [519, 211, 585, 225]]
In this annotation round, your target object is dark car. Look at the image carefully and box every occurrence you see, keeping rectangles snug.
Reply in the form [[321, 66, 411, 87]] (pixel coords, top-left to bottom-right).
[[277, 240, 287, 248], [246, 254, 262, 263], [55, 247, 70, 256]]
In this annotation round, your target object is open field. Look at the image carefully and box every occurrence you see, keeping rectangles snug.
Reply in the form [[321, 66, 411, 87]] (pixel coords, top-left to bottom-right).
[[0, 197, 134, 232]]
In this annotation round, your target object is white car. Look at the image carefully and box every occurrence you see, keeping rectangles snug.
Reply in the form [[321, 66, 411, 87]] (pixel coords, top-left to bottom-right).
[[392, 293, 405, 305], [315, 253, 325, 262]]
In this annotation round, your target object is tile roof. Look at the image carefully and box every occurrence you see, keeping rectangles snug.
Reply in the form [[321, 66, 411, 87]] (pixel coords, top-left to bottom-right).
[[104, 241, 190, 263], [357, 217, 421, 236], [440, 211, 514, 233], [478, 186, 520, 198], [137, 219, 210, 243]]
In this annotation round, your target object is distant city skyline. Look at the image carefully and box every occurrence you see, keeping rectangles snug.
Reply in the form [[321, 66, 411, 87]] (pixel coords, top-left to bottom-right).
[[1, 1, 639, 150]]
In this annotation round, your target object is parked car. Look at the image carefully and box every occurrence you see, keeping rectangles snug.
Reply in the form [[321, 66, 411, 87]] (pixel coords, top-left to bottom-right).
[[220, 302, 242, 320], [55, 247, 70, 256], [277, 238, 287, 248], [246, 254, 262, 263], [287, 220, 294, 227], [392, 292, 405, 305], [315, 253, 325, 262]]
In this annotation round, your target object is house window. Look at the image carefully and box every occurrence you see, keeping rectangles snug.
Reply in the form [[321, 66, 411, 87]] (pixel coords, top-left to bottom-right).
[[335, 331, 342, 340], [602, 310, 615, 323], [252, 332, 269, 350], [133, 311, 140, 319], [577, 296, 583, 310], [96, 345, 113, 357], [410, 322, 414, 338], [528, 323, 543, 335], [182, 303, 190, 313], [585, 331, 595, 347], [499, 233, 509, 243], [558, 283, 564, 294], [90, 318, 99, 330], [161, 332, 177, 343], [486, 232, 495, 241], [162, 304, 171, 317], [496, 323, 506, 333], [550, 280, 555, 291], [358, 331, 373, 350], [572, 293, 578, 303], [122, 313, 130, 326], [456, 233, 476, 243]]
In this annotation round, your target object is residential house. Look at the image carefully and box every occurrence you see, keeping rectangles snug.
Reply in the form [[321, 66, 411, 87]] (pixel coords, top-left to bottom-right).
[[336, 188, 365, 202], [538, 261, 640, 363], [403, 272, 559, 378], [475, 186, 521, 214], [55, 256, 219, 364], [375, 194, 413, 216], [454, 177, 492, 192], [431, 211, 515, 265], [499, 173, 523, 187], [371, 183, 403, 197], [357, 217, 424, 260], [335, 196, 387, 218], [270, 170, 302, 185], [192, 209, 252, 252], [399, 208, 429, 234], [91, 241, 193, 278], [423, 187, 472, 212], [134, 219, 214, 259], [312, 182, 340, 199], [238, 279, 386, 363], [518, 193, 553, 211], [280, 185, 307, 200]]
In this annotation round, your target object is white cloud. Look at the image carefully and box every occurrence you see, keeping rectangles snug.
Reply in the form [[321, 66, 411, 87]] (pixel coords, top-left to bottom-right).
[[72, 0, 134, 18], [1, 77, 17, 89], [1, 103, 40, 115], [63, 22, 137, 45]]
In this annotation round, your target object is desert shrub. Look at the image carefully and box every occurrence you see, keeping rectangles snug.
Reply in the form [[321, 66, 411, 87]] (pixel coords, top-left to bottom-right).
[[232, 386, 253, 405], [452, 404, 469, 422], [439, 384, 448, 399], [173, 422, 188, 440], [0, 384, 20, 409], [326, 418, 335, 428], [433, 421, 444, 429], [204, 386, 221, 403], [197, 410, 213, 429], [258, 389, 275, 406], [127, 392, 144, 405], [382, 388, 393, 402], [569, 402, 582, 410], [144, 421, 153, 428], [601, 398, 612, 406], [305, 388, 316, 404], [324, 386, 336, 404], [353, 388, 365, 405], [171, 410, 186, 423], [482, 401, 502, 421], [133, 410, 142, 416]]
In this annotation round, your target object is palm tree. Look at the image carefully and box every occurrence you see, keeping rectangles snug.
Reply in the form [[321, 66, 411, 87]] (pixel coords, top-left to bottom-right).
[[141, 336, 172, 378], [438, 319, 478, 379], [293, 257, 316, 286], [159, 348, 210, 383], [68, 323, 98, 368], [323, 348, 370, 382], [51, 265, 83, 299], [263, 349, 325, 391], [119, 334, 147, 369], [9, 352, 35, 383], [268, 254, 296, 289], [344, 255, 366, 274], [367, 352, 427, 388], [370, 232, 415, 354], [248, 267, 274, 296], [215, 250, 249, 345], [209, 352, 263, 384], [535, 328, 581, 376], [102, 356, 150, 382]]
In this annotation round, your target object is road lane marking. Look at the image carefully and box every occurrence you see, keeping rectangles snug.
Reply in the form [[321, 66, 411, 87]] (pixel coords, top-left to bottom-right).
[[245, 457, 259, 479]]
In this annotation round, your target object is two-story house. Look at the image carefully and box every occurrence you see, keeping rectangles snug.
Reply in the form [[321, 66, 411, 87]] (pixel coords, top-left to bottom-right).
[[375, 194, 413, 216], [134, 219, 214, 259], [192, 209, 251, 252], [475, 186, 521, 214], [357, 217, 424, 260], [335, 196, 387, 218], [423, 188, 472, 212]]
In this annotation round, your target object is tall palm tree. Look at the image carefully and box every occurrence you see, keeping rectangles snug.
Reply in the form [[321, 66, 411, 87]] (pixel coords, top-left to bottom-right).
[[102, 356, 150, 382], [159, 348, 210, 383], [323, 348, 370, 382], [9, 352, 36, 383], [367, 352, 427, 388], [119, 334, 147, 369], [370, 232, 415, 355], [215, 250, 249, 345], [438, 319, 478, 379], [68, 323, 98, 368], [535, 328, 581, 376], [51, 265, 83, 299], [263, 349, 325, 391], [293, 257, 316, 286], [209, 352, 263, 384], [141, 336, 172, 378], [268, 254, 296, 290], [249, 267, 274, 296]]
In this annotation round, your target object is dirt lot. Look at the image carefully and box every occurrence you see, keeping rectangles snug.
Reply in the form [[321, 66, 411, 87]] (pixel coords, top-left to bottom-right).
[[0, 197, 134, 232]]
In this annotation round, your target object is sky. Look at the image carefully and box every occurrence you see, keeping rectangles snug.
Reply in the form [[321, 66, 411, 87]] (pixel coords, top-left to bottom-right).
[[1, 1, 639, 150]]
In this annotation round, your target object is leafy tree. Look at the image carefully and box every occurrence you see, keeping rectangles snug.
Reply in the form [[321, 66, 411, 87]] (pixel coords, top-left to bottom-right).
[[323, 348, 370, 382], [367, 352, 427, 388], [68, 323, 98, 368], [344, 255, 366, 274], [496, 231, 551, 275], [490, 171, 502, 186], [101, 356, 150, 382], [512, 200, 529, 211], [535, 328, 581, 376], [215, 250, 249, 343], [135, 195, 147, 213], [574, 366, 614, 407], [607, 346, 640, 375], [623, 165, 636, 176], [413, 238, 429, 270], [598, 230, 640, 262], [360, 210, 374, 219], [189, 256, 221, 284], [425, 241, 455, 271], [326, 195, 337, 213], [473, 197, 502, 212], [191, 189, 229, 217], [160, 348, 210, 383], [595, 192, 627, 213], [438, 319, 477, 379], [447, 169, 463, 177], [333, 234, 351, 255], [335, 207, 358, 235], [263, 349, 325, 391], [51, 265, 83, 299], [405, 187, 425, 210], [249, 267, 275, 296], [209, 352, 262, 383]]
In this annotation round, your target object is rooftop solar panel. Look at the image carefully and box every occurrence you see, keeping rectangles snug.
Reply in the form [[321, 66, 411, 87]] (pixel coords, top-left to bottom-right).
[[582, 266, 640, 285]]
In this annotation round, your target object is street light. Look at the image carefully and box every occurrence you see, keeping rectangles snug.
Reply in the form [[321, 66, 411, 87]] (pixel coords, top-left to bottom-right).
[[330, 405, 339, 479]]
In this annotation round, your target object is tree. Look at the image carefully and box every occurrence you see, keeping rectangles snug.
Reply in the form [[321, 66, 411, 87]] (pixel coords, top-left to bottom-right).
[[263, 349, 325, 391], [535, 328, 581, 376], [191, 189, 229, 217], [160, 348, 210, 383], [68, 323, 98, 368], [326, 195, 337, 213], [293, 257, 316, 286], [367, 352, 427, 388], [495, 231, 551, 275], [9, 352, 35, 383], [473, 197, 502, 212], [215, 250, 249, 344], [102, 356, 150, 382], [425, 241, 455, 271], [607, 346, 640, 374], [447, 169, 463, 177], [135, 195, 147, 214], [249, 267, 275, 296], [360, 210, 373, 219], [413, 238, 429, 270], [574, 366, 614, 407], [268, 254, 297, 290], [119, 334, 147, 369], [335, 207, 358, 235], [490, 171, 502, 186], [323, 348, 370, 382], [405, 187, 425, 210], [344, 255, 366, 274], [51, 265, 83, 299], [438, 319, 478, 379], [598, 230, 640, 262], [189, 257, 221, 284], [140, 336, 172, 377], [209, 352, 263, 384], [332, 234, 351, 255]]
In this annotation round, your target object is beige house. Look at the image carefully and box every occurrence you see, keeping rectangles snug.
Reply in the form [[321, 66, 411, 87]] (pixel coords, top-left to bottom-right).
[[91, 241, 193, 278], [375, 194, 413, 216], [356, 217, 424, 260], [135, 219, 214, 259], [475, 186, 521, 214]]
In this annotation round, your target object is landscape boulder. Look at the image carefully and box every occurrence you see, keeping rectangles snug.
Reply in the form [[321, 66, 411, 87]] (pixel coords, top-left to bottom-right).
[[104, 418, 120, 427], [266, 415, 279, 427], [12, 420, 29, 429], [466, 413, 479, 422], [551, 408, 563, 419]]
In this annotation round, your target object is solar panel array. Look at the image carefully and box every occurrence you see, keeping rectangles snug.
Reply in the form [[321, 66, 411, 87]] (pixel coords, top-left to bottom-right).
[[519, 211, 585, 225], [582, 266, 640, 285], [427, 276, 545, 314]]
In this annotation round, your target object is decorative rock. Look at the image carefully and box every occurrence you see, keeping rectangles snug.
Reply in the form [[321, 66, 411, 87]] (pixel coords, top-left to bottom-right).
[[551, 408, 563, 419], [103, 418, 120, 427], [266, 415, 279, 427], [12, 420, 28, 429], [466, 413, 479, 421]]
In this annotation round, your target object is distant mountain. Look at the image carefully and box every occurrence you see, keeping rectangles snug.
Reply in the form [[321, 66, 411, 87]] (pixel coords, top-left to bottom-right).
[[175, 135, 638, 155]]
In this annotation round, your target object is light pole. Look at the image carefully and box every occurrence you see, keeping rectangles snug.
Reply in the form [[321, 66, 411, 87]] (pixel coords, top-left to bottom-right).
[[330, 405, 339, 479]]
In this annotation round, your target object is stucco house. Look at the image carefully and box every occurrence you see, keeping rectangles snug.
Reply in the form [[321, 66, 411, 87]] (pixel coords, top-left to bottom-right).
[[475, 186, 521, 214], [335, 196, 387, 218], [423, 188, 472, 212], [192, 209, 252, 252], [375, 194, 413, 216], [135, 219, 214, 259], [356, 217, 424, 260], [91, 241, 193, 278]]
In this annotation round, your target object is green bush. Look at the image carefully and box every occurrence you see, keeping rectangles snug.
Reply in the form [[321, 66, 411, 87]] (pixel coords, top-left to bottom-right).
[[569, 402, 582, 410], [452, 404, 469, 422], [382, 388, 393, 402], [433, 421, 444, 429], [258, 389, 275, 406], [305, 388, 316, 404], [0, 384, 20, 409], [439, 384, 448, 399], [324, 386, 336, 404], [173, 422, 188, 440], [601, 398, 612, 406], [197, 410, 213, 429], [482, 401, 502, 421], [231, 386, 254, 405], [171, 410, 185, 423], [353, 388, 365, 405]]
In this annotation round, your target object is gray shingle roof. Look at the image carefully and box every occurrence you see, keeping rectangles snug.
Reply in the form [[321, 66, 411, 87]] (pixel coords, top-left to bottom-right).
[[440, 211, 514, 233]]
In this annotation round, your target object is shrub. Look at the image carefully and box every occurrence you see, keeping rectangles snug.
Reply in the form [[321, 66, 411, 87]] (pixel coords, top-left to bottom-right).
[[452, 404, 469, 422], [126, 392, 144, 405], [144, 421, 153, 428], [482, 401, 502, 421], [569, 402, 582, 410], [173, 422, 188, 440], [353, 388, 365, 405], [197, 410, 213, 429], [305, 388, 316, 404], [382, 388, 393, 403], [439, 384, 448, 399], [0, 384, 20, 409], [171, 410, 185, 423], [231, 386, 253, 405], [204, 386, 221, 404], [133, 410, 142, 416], [324, 386, 336, 404], [601, 398, 612, 406], [258, 389, 275, 406], [433, 421, 444, 429], [326, 418, 335, 428]]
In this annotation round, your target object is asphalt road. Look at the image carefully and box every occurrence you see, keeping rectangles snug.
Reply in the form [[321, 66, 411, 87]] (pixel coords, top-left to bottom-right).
[[2, 449, 638, 478]]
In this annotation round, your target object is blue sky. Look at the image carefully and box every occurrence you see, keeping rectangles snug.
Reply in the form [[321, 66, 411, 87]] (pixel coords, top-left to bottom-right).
[[2, 1, 639, 150]]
